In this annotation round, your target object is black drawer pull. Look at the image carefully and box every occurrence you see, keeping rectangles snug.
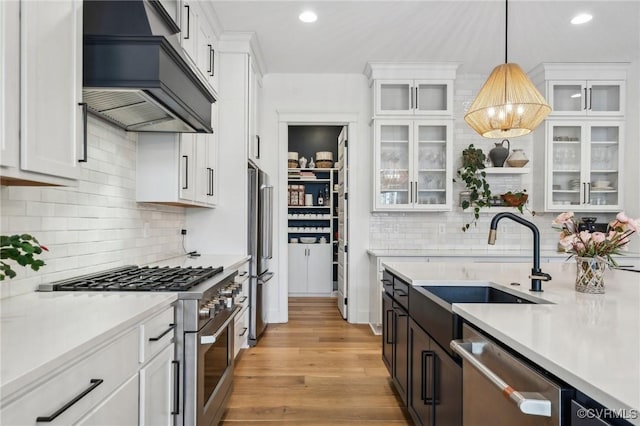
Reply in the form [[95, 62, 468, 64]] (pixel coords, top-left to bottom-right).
[[149, 323, 176, 342], [36, 379, 103, 422], [394, 289, 407, 296], [238, 296, 247, 303], [171, 360, 180, 415], [239, 327, 248, 337]]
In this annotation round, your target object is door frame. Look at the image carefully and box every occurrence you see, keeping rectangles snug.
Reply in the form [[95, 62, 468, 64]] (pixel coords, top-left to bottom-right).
[[278, 112, 357, 322]]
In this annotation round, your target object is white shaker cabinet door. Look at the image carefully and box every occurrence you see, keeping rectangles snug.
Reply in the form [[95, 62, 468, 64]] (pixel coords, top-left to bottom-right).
[[76, 375, 139, 426], [20, 0, 82, 179], [306, 244, 332, 295], [139, 344, 176, 426]]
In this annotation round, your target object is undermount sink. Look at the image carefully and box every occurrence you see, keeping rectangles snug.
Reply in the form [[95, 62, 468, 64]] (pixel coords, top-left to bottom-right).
[[422, 285, 535, 305]]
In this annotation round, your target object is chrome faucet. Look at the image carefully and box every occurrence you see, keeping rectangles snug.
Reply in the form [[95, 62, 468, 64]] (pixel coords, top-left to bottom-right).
[[488, 212, 552, 292]]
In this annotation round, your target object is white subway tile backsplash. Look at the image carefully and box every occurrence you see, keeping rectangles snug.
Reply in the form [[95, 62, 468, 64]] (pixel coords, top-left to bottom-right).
[[1, 118, 185, 298]]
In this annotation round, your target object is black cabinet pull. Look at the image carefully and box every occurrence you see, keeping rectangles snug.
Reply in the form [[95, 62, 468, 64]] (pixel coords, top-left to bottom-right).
[[421, 350, 434, 404], [207, 44, 212, 73], [385, 309, 393, 344], [394, 289, 407, 297], [415, 86, 419, 110], [239, 327, 248, 337], [582, 182, 587, 205], [586, 182, 591, 205], [171, 360, 180, 415], [256, 135, 261, 159], [78, 102, 88, 163], [410, 85, 414, 110], [183, 5, 190, 40], [210, 46, 215, 77], [238, 295, 247, 303], [149, 323, 176, 342], [36, 379, 103, 422], [182, 155, 189, 189], [588, 87, 592, 110], [210, 168, 215, 196], [583, 87, 588, 110]]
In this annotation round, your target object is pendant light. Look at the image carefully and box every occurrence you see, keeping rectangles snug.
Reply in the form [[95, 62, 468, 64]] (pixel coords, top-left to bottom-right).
[[464, 0, 551, 138]]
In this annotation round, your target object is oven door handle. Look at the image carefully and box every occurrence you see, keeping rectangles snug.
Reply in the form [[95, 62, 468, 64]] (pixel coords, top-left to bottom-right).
[[450, 339, 551, 417], [200, 306, 240, 345]]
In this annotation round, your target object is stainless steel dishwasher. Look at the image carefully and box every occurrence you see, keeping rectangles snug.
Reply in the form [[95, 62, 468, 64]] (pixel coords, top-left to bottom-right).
[[451, 324, 573, 425]]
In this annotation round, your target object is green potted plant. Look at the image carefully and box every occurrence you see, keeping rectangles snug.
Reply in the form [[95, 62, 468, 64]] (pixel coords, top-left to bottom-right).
[[0, 234, 48, 280], [456, 144, 492, 231]]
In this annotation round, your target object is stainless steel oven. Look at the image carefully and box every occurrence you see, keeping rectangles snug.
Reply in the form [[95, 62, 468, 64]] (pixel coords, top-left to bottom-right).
[[184, 305, 239, 426]]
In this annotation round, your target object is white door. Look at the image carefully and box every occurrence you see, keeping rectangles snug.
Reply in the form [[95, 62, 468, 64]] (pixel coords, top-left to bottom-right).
[[337, 126, 348, 319]]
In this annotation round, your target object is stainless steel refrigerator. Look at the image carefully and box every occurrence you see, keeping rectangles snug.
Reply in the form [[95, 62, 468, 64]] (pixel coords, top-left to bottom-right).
[[247, 161, 274, 346]]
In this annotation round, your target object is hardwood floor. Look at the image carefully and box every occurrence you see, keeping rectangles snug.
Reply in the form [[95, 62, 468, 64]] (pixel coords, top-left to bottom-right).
[[221, 297, 411, 425]]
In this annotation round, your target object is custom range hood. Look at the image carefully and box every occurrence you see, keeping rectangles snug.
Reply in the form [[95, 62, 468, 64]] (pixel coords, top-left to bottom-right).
[[83, 0, 214, 133]]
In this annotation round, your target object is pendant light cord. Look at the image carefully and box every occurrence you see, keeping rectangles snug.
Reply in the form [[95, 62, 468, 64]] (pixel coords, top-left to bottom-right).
[[505, 0, 508, 64]]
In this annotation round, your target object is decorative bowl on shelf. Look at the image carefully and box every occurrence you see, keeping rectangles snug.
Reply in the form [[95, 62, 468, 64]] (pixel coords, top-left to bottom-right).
[[299, 237, 317, 244], [501, 192, 528, 207]]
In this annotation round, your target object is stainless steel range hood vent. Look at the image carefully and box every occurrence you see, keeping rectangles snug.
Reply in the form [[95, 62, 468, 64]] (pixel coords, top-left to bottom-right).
[[83, 0, 215, 133]]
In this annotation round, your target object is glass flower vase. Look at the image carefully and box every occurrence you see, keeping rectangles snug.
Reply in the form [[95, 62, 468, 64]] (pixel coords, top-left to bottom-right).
[[575, 256, 607, 294]]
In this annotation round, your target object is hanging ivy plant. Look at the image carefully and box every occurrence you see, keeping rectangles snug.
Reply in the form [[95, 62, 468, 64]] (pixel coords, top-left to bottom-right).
[[456, 144, 492, 231]]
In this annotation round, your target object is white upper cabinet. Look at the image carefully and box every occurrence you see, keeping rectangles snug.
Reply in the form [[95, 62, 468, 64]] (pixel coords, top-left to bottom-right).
[[181, 0, 219, 94], [374, 79, 453, 116], [374, 119, 453, 211], [248, 55, 262, 163], [1, 0, 84, 186], [545, 120, 624, 212], [548, 80, 624, 117], [531, 63, 628, 117]]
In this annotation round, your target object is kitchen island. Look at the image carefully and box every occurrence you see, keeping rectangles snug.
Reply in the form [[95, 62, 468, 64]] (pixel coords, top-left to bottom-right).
[[382, 261, 640, 425]]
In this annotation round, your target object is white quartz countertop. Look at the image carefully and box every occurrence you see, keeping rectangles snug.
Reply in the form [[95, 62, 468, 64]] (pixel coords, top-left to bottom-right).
[[0, 291, 177, 398], [369, 248, 640, 260], [382, 261, 640, 422]]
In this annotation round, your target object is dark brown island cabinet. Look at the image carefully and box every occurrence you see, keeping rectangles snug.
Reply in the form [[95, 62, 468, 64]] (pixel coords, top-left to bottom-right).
[[382, 270, 462, 426]]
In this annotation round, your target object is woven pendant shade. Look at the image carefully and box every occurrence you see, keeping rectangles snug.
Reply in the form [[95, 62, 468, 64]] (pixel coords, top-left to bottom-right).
[[464, 63, 551, 138]]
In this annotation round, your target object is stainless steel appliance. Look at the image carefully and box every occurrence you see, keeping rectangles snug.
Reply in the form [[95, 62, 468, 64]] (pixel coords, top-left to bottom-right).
[[247, 161, 274, 346], [451, 323, 573, 425], [40, 265, 243, 426]]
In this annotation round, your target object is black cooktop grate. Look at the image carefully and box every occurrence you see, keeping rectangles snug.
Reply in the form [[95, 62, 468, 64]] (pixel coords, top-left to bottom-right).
[[50, 265, 224, 291]]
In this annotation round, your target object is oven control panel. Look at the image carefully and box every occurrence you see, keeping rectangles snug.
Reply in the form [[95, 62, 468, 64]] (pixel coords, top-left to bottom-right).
[[198, 275, 243, 321]]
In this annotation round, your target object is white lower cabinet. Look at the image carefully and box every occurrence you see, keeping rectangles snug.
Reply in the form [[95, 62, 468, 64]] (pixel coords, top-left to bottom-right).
[[139, 345, 175, 426], [77, 375, 139, 426], [288, 244, 332, 296], [0, 305, 176, 426]]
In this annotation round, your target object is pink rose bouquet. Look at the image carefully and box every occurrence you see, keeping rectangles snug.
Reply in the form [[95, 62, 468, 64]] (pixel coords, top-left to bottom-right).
[[553, 212, 639, 266]]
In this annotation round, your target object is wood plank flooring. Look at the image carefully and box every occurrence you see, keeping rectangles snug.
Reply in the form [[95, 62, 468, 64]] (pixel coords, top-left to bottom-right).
[[220, 297, 411, 425]]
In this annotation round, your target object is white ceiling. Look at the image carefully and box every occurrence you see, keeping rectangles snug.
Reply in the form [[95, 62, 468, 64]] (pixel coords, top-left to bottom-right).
[[209, 0, 640, 75]]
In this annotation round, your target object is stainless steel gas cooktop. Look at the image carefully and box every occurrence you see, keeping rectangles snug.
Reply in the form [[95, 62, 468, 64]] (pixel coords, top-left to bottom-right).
[[39, 265, 224, 292]]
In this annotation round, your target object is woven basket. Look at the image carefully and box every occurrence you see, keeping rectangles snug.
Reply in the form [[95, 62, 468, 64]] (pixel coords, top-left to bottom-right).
[[288, 160, 298, 168], [316, 160, 333, 168]]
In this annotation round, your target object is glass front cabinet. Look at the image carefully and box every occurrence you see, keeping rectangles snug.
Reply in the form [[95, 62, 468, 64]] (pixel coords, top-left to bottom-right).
[[547, 80, 625, 117], [374, 80, 452, 116], [374, 119, 453, 211], [545, 120, 623, 211]]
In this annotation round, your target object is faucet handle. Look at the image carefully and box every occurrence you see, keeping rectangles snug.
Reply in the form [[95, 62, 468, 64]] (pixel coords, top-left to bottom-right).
[[530, 271, 552, 282]]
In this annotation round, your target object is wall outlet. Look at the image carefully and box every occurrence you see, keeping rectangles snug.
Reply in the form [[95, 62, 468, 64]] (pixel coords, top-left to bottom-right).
[[438, 224, 446, 234], [181, 229, 187, 235]]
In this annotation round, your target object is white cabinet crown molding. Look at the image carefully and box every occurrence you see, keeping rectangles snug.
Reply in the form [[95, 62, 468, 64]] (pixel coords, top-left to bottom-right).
[[364, 62, 460, 86], [218, 32, 266, 77]]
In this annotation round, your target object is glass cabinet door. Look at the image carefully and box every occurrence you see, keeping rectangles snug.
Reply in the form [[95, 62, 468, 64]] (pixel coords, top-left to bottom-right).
[[549, 82, 586, 114], [588, 82, 623, 115], [376, 80, 412, 115], [587, 124, 621, 209], [414, 123, 448, 208], [548, 124, 584, 208], [415, 81, 450, 114], [377, 122, 411, 208]]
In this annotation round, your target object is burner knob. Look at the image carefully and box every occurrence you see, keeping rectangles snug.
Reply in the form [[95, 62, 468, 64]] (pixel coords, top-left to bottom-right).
[[199, 307, 210, 319]]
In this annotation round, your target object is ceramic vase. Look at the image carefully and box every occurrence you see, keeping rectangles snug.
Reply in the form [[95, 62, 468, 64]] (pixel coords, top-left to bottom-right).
[[489, 139, 510, 167], [575, 256, 607, 294]]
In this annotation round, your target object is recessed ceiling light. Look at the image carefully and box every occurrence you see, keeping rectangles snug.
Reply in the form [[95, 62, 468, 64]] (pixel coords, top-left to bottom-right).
[[571, 13, 593, 25], [299, 11, 317, 23]]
